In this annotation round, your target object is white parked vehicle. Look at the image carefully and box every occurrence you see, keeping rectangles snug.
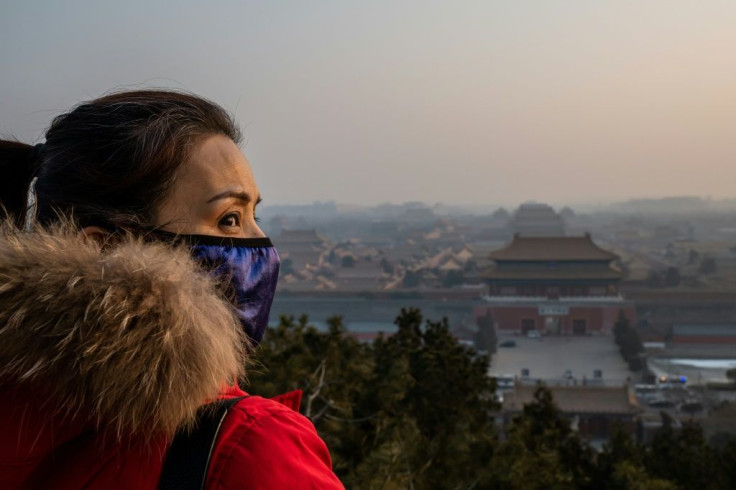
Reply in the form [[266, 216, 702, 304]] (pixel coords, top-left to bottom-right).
[[494, 375, 515, 390]]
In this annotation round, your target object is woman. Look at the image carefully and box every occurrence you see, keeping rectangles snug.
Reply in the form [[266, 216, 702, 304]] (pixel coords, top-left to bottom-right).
[[0, 90, 343, 489]]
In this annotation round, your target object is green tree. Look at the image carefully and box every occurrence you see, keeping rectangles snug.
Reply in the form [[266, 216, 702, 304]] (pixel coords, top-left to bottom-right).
[[491, 387, 595, 489], [474, 309, 497, 354], [248, 309, 499, 488], [402, 269, 422, 288], [613, 311, 644, 371], [612, 310, 629, 345], [379, 257, 394, 274], [607, 462, 677, 490], [341, 255, 355, 268], [463, 258, 478, 273], [366, 308, 499, 488], [595, 425, 675, 489], [280, 257, 295, 275], [441, 269, 464, 287], [645, 415, 723, 490], [247, 314, 374, 476], [715, 434, 736, 489], [247, 308, 735, 489]]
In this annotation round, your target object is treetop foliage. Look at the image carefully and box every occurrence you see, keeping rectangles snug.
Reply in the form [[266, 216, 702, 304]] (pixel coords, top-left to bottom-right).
[[248, 308, 736, 489], [613, 310, 644, 371]]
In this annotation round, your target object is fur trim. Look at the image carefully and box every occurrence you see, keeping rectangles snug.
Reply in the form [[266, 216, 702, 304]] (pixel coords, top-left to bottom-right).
[[0, 225, 247, 439]]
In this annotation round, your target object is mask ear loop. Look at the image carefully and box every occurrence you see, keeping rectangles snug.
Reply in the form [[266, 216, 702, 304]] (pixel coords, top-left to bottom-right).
[[24, 177, 38, 232]]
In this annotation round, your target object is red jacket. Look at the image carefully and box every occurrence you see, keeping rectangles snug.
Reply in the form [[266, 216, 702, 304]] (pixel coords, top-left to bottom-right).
[[0, 385, 342, 489], [0, 228, 343, 489]]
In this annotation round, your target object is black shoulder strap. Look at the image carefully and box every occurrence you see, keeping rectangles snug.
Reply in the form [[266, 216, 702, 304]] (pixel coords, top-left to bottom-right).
[[159, 396, 247, 490]]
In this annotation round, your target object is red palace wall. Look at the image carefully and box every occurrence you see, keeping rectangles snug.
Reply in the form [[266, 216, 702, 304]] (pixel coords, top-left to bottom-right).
[[474, 305, 636, 335]]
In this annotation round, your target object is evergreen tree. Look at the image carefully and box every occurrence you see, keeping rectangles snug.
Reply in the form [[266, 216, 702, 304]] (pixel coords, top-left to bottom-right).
[[441, 269, 465, 287], [402, 269, 422, 288], [248, 309, 499, 488], [474, 310, 497, 353], [645, 415, 723, 489], [595, 425, 675, 489], [369, 308, 499, 488], [380, 257, 394, 274], [491, 387, 595, 489], [248, 308, 735, 489], [613, 310, 643, 371], [715, 435, 736, 489]]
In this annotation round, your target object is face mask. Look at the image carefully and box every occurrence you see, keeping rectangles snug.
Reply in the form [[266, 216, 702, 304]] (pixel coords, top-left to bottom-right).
[[152, 232, 280, 344]]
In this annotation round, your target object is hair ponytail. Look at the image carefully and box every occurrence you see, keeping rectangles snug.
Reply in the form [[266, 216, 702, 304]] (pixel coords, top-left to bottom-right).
[[0, 140, 40, 228]]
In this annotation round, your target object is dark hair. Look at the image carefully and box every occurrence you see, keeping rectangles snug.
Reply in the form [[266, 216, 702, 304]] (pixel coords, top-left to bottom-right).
[[0, 90, 242, 229]]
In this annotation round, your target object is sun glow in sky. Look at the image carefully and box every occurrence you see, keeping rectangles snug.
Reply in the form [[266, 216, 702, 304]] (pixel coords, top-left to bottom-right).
[[2, 1, 735, 207]]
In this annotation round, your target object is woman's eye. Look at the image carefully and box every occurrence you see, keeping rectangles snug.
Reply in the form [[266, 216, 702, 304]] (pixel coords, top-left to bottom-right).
[[219, 213, 241, 228]]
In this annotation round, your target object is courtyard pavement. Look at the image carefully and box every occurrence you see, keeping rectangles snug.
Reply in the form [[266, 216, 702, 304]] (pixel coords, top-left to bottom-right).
[[489, 332, 632, 385]]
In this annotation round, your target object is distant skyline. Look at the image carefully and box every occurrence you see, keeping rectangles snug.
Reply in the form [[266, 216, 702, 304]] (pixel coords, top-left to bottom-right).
[[2, 1, 735, 206], [256, 195, 736, 215]]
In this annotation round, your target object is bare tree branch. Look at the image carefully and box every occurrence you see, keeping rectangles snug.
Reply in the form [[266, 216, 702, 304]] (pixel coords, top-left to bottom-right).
[[305, 360, 326, 418]]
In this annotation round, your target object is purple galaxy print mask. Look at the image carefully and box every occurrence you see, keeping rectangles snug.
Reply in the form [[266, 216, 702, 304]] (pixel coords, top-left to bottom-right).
[[153, 232, 280, 344]]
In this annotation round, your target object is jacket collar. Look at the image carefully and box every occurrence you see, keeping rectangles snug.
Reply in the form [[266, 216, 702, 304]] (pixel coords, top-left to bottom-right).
[[0, 224, 248, 439]]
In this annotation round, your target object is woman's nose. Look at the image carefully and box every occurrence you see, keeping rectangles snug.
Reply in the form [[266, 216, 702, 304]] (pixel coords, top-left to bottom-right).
[[245, 219, 266, 239]]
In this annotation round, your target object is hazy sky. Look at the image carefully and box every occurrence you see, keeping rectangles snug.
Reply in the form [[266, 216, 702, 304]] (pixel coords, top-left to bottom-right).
[[2, 1, 735, 208]]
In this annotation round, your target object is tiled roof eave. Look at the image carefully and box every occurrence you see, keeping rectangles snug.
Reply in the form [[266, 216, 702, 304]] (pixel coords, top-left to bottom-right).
[[503, 406, 639, 415]]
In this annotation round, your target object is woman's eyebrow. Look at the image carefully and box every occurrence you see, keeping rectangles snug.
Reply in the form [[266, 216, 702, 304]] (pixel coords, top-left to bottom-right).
[[206, 191, 261, 204]]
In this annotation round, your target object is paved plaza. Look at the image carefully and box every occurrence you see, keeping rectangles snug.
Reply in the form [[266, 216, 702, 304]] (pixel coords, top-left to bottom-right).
[[489, 332, 632, 385]]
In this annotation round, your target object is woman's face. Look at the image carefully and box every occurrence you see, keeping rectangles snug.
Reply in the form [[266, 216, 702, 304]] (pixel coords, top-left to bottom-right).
[[155, 134, 266, 238]]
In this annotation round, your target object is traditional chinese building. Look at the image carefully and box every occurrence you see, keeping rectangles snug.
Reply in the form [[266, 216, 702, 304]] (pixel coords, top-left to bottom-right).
[[273, 229, 329, 272], [509, 202, 566, 237], [502, 383, 640, 441], [478, 234, 634, 335]]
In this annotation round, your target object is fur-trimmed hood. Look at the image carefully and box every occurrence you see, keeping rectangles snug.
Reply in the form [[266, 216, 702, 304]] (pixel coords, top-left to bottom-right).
[[0, 225, 247, 439]]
